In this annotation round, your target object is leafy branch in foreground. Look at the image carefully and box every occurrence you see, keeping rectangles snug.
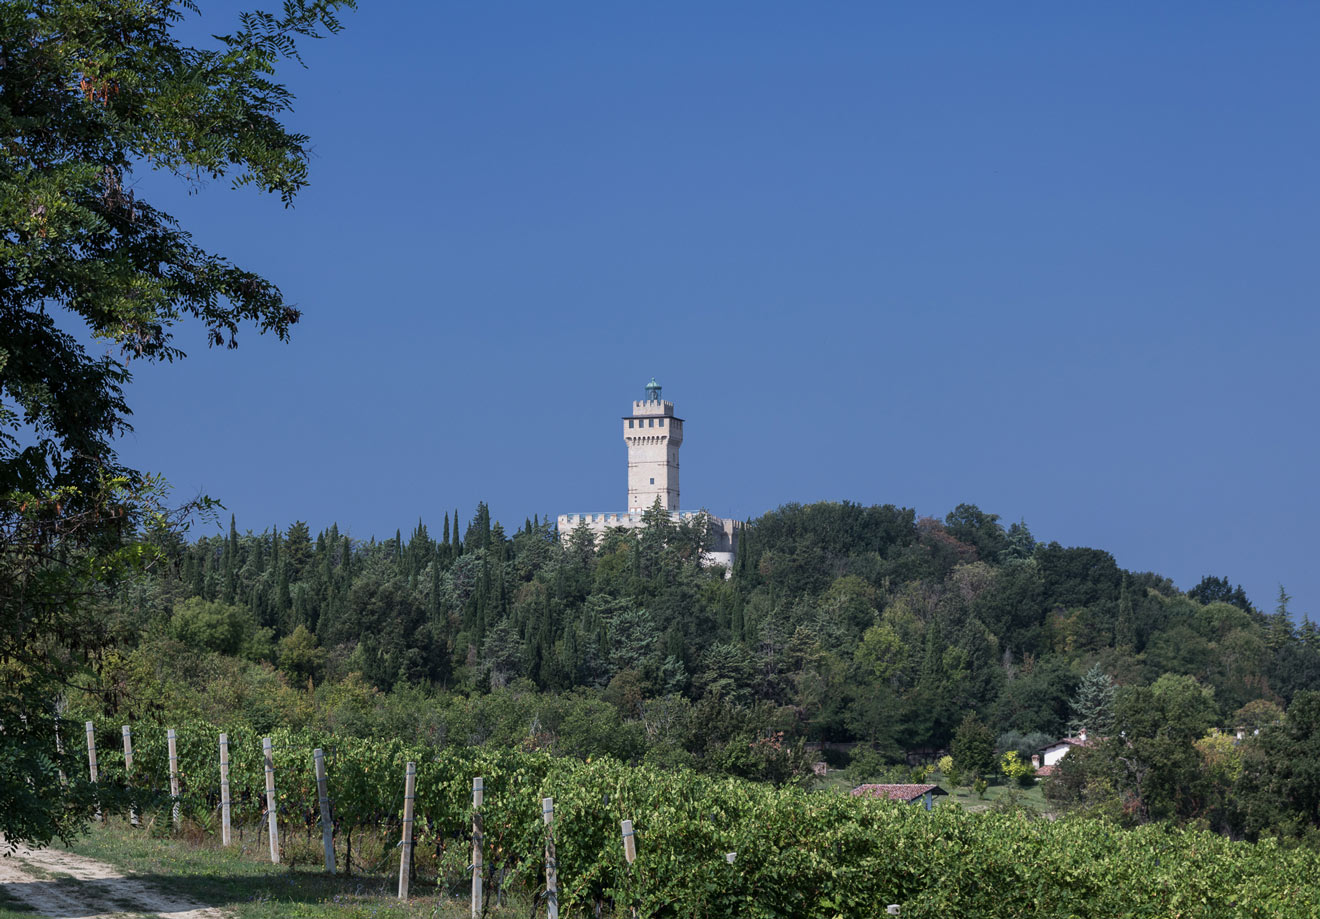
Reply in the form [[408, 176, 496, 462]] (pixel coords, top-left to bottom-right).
[[0, 0, 353, 847]]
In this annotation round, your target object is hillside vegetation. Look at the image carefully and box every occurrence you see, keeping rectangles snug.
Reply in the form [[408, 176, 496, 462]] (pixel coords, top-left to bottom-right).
[[70, 721, 1320, 919], [71, 500, 1320, 844]]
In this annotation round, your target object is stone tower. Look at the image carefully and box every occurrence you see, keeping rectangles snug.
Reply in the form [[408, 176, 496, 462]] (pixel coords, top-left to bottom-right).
[[625, 378, 683, 512]]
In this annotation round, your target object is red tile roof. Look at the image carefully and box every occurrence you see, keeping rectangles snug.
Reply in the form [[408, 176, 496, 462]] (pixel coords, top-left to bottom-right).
[[1035, 765, 1056, 777], [850, 783, 942, 802]]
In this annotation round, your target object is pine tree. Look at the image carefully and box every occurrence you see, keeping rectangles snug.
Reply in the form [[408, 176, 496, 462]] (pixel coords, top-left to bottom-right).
[[999, 519, 1036, 564], [1268, 586, 1295, 651], [1300, 616, 1319, 649], [1068, 663, 1116, 736]]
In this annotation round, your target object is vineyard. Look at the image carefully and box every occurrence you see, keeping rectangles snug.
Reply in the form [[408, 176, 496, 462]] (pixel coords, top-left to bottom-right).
[[80, 719, 1320, 919]]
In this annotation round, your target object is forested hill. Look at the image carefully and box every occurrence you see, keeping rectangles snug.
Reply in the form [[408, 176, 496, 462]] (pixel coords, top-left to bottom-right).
[[108, 500, 1317, 760]]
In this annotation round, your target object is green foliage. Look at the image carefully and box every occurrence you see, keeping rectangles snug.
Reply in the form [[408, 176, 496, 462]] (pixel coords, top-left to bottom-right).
[[952, 713, 997, 780], [0, 0, 353, 848], [170, 597, 249, 655], [1068, 663, 1116, 736], [999, 751, 1036, 787], [277, 624, 325, 685], [38, 475, 1320, 847], [846, 746, 905, 785], [936, 754, 960, 788], [73, 717, 1320, 917], [1236, 691, 1320, 841]]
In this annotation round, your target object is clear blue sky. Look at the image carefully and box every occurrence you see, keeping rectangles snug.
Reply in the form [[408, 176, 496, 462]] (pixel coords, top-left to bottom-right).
[[115, 2, 1318, 619]]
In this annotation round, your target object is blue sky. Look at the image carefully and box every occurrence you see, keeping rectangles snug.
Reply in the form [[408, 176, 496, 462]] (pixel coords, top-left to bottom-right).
[[114, 2, 1317, 618]]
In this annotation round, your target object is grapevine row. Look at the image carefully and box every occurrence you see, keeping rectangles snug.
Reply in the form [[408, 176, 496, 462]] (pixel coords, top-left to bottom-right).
[[80, 719, 1320, 919]]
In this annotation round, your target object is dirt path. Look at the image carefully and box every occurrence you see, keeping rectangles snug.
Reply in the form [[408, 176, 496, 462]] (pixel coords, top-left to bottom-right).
[[0, 840, 227, 919]]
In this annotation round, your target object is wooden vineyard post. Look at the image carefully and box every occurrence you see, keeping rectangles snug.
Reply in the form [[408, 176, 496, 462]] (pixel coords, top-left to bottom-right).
[[219, 733, 232, 846], [122, 725, 138, 826], [314, 748, 335, 873], [262, 736, 280, 864], [398, 761, 416, 900], [167, 728, 181, 828], [543, 797, 558, 919], [55, 720, 67, 786], [621, 819, 637, 864], [621, 820, 637, 919], [85, 722, 100, 821], [471, 776, 484, 919]]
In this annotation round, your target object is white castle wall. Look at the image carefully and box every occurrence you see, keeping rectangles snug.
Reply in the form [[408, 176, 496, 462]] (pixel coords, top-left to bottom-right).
[[560, 386, 737, 570]]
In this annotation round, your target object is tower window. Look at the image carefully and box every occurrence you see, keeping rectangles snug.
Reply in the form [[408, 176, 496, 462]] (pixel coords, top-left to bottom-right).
[[628, 419, 634, 428], [648, 418, 655, 427], [658, 418, 665, 427], [650, 478, 655, 484]]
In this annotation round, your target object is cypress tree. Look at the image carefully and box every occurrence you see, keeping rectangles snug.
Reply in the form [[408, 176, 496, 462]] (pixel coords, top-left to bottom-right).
[[430, 555, 442, 617], [1116, 575, 1137, 651]]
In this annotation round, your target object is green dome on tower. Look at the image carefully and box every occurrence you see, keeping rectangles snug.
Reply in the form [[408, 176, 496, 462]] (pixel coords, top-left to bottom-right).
[[644, 378, 662, 401]]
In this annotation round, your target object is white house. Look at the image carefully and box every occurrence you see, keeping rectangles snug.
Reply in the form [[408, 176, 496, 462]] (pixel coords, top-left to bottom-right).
[[1039, 728, 1091, 769]]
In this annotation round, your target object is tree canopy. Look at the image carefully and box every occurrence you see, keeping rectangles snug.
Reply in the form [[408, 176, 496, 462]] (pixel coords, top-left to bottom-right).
[[0, 0, 353, 848]]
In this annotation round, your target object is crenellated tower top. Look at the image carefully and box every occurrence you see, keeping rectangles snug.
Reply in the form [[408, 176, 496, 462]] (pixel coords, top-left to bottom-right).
[[623, 379, 683, 511]]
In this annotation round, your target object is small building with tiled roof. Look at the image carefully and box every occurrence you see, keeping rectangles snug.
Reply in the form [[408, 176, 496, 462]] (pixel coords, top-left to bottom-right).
[[850, 783, 947, 811], [1039, 728, 1092, 768]]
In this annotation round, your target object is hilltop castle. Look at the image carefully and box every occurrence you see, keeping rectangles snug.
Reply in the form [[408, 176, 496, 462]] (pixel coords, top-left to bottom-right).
[[557, 380, 738, 568]]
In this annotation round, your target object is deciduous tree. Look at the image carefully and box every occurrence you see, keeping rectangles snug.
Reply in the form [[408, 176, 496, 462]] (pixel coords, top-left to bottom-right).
[[0, 0, 353, 847]]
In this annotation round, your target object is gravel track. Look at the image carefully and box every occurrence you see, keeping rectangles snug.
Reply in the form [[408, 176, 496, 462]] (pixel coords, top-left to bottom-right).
[[0, 839, 227, 919]]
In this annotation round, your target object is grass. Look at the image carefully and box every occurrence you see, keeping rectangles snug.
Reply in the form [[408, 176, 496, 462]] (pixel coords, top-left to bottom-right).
[[58, 818, 533, 919], [941, 778, 1050, 813], [0, 885, 37, 919], [814, 768, 1055, 815]]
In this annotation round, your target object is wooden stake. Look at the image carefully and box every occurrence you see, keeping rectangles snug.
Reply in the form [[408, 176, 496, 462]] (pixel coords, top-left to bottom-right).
[[314, 748, 335, 873], [398, 761, 416, 900], [621, 820, 636, 864], [167, 728, 181, 828], [122, 725, 138, 826], [55, 720, 67, 786], [471, 776, 484, 919], [543, 797, 558, 919], [85, 722, 100, 822], [262, 736, 279, 864], [621, 820, 637, 919], [218, 733, 232, 846]]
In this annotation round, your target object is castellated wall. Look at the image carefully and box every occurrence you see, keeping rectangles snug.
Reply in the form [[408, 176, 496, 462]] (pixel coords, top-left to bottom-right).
[[560, 386, 736, 570], [631, 399, 676, 417], [555, 511, 738, 570]]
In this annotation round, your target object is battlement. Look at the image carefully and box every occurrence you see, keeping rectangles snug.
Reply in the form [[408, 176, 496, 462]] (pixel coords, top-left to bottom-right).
[[631, 399, 675, 417], [556, 510, 739, 568], [557, 380, 737, 572]]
